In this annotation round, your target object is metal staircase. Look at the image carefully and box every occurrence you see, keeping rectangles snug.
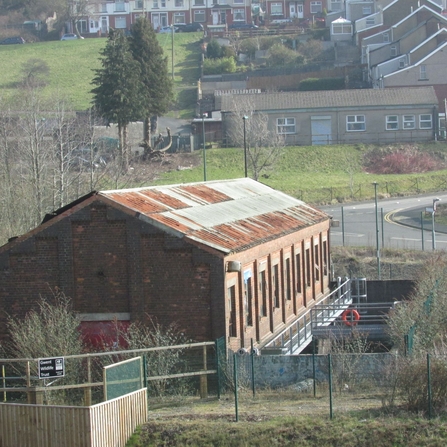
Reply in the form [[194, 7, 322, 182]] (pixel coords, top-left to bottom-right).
[[261, 277, 353, 355]]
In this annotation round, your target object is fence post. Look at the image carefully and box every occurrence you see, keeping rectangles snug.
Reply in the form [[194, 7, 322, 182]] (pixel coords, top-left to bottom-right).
[[233, 353, 239, 422], [328, 353, 333, 420], [2, 365, 6, 402], [200, 345, 208, 399], [215, 339, 221, 400], [312, 338, 317, 398], [84, 355, 92, 406], [250, 338, 255, 398], [427, 353, 432, 419], [421, 212, 425, 251]]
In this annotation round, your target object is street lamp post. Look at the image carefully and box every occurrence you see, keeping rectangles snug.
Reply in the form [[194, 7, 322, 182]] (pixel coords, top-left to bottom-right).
[[202, 113, 207, 181], [432, 198, 440, 250], [373, 182, 381, 279], [243, 116, 248, 177]]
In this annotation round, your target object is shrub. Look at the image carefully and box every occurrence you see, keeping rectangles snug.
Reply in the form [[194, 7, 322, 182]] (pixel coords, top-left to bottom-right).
[[363, 145, 442, 174], [266, 44, 304, 67], [203, 57, 237, 74], [206, 39, 223, 59], [299, 77, 345, 91]]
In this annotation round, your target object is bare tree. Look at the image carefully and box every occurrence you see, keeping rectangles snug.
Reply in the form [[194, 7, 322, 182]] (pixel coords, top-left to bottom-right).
[[227, 97, 285, 180]]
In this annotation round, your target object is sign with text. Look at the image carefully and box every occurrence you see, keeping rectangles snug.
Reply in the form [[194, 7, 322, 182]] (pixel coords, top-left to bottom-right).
[[38, 357, 65, 379]]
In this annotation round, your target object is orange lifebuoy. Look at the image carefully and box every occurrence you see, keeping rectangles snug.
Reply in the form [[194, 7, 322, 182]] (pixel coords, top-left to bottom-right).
[[341, 309, 360, 326]]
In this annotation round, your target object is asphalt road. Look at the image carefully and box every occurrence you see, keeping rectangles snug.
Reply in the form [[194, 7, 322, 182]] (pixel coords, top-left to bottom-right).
[[320, 192, 447, 251]]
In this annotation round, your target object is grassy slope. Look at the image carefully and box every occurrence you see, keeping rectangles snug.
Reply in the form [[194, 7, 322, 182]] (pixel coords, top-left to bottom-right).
[[2, 37, 447, 202], [0, 33, 202, 112], [152, 145, 447, 202]]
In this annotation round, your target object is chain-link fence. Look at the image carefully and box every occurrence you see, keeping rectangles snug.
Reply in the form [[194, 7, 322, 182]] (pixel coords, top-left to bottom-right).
[[294, 174, 447, 205], [222, 350, 447, 420]]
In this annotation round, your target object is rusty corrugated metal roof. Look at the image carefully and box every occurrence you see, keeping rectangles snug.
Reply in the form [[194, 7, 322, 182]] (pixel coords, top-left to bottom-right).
[[99, 178, 329, 254]]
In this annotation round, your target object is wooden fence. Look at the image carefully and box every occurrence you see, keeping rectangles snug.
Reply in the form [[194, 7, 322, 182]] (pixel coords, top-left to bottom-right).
[[0, 388, 147, 447]]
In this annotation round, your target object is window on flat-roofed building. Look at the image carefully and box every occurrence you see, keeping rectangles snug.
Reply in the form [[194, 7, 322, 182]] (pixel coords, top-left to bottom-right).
[[277, 117, 296, 134], [420, 64, 427, 80], [194, 0, 204, 4], [136, 0, 144, 8], [346, 115, 365, 131], [386, 115, 398, 130], [175, 0, 184, 6]]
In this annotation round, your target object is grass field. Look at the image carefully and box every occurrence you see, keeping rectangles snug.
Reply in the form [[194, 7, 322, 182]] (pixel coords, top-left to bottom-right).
[[151, 144, 447, 203], [2, 32, 447, 205], [125, 392, 447, 447], [0, 33, 203, 113]]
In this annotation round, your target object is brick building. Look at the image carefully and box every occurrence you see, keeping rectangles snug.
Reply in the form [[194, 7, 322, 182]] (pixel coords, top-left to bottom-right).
[[0, 178, 331, 352]]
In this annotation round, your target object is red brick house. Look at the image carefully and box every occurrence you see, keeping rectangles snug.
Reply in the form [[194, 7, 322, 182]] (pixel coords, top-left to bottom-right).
[[0, 178, 331, 352]]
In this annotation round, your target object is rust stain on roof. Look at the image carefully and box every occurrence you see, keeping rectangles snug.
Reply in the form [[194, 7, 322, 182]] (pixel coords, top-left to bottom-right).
[[99, 179, 329, 254], [179, 184, 232, 204], [105, 191, 170, 214], [139, 189, 190, 209]]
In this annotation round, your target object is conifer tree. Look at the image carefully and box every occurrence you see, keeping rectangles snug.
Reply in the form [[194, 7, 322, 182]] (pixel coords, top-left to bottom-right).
[[91, 28, 143, 170], [128, 18, 174, 156]]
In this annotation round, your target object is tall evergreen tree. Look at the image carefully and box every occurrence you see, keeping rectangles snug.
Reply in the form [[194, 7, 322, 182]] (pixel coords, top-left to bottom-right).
[[91, 29, 143, 170], [128, 18, 174, 156]]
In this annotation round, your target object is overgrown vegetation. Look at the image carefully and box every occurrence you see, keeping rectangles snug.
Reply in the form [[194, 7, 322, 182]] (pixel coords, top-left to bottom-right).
[[125, 396, 447, 447]]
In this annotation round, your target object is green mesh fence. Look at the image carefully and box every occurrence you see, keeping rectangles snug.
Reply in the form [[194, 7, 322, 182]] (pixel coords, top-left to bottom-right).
[[103, 357, 143, 401]]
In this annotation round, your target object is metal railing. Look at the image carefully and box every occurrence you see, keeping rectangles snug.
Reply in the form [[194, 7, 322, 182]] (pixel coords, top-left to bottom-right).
[[262, 277, 352, 355], [311, 301, 394, 340]]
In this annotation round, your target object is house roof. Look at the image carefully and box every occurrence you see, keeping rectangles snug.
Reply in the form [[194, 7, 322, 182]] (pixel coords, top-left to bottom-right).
[[384, 40, 447, 78], [99, 178, 328, 254], [0, 179, 329, 257], [220, 87, 438, 113]]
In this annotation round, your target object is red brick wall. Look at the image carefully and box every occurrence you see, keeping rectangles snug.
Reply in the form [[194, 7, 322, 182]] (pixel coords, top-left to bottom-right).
[[0, 237, 59, 341], [0, 199, 330, 350]]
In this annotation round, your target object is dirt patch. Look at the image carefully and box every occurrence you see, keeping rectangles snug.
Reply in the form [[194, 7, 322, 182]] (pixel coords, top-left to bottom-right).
[[130, 151, 201, 183]]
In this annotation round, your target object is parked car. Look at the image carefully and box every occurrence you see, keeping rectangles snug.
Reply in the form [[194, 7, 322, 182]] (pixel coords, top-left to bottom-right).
[[0, 36, 25, 45], [228, 22, 258, 30], [176, 23, 204, 32], [60, 33, 83, 41], [158, 26, 179, 33]]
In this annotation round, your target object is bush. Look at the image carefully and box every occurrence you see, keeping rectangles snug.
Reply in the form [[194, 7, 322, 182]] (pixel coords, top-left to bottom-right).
[[266, 44, 304, 67], [206, 39, 223, 59], [363, 145, 442, 174], [299, 77, 345, 91], [203, 57, 237, 74], [393, 355, 447, 414]]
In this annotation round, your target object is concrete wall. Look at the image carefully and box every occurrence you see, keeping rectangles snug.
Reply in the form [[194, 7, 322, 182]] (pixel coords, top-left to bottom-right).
[[239, 352, 396, 387], [366, 280, 415, 304]]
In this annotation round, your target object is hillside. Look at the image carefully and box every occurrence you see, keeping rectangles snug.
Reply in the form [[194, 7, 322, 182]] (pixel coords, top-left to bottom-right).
[[0, 33, 202, 112]]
